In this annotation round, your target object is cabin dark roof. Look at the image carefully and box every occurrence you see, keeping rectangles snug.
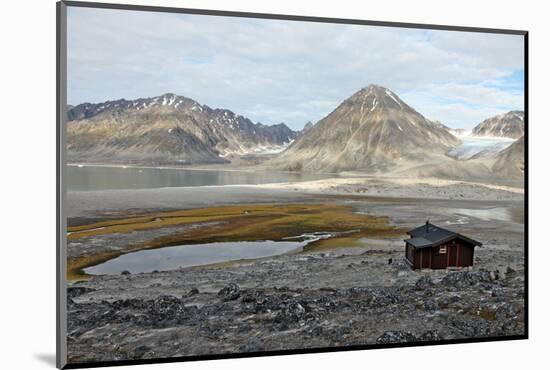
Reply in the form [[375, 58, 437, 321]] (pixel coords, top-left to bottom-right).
[[404, 222, 482, 249]]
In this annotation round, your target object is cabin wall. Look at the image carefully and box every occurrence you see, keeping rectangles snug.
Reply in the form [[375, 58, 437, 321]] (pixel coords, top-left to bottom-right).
[[410, 238, 475, 270], [430, 245, 447, 269], [447, 239, 474, 267], [413, 248, 419, 269], [450, 243, 458, 266], [413, 248, 432, 269], [456, 240, 475, 266], [405, 243, 414, 265]]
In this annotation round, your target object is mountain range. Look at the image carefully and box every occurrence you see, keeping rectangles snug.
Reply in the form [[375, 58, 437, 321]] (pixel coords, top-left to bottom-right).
[[67, 94, 298, 165], [67, 86, 525, 179], [471, 111, 524, 139]]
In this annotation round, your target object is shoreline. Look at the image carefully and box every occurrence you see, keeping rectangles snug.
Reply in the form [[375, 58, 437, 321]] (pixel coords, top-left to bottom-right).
[[66, 162, 341, 176], [258, 176, 524, 195], [67, 182, 523, 223], [66, 162, 524, 189]]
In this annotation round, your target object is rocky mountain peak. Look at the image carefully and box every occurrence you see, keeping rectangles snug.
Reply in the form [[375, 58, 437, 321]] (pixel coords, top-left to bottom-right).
[[67, 94, 299, 165], [270, 84, 460, 172], [361, 84, 390, 94], [342, 85, 412, 114], [471, 110, 524, 139]]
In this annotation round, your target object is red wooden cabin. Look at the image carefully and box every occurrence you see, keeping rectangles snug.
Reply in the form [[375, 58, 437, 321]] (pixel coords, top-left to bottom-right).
[[404, 221, 482, 270]]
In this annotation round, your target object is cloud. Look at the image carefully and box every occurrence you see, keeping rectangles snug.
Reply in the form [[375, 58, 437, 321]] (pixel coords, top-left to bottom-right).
[[67, 6, 525, 130], [400, 81, 524, 127]]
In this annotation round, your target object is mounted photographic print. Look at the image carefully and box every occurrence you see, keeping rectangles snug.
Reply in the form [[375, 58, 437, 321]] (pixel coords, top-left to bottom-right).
[[56, 1, 528, 368]]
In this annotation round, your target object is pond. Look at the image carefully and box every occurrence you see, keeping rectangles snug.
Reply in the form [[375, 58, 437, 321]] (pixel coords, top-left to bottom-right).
[[84, 234, 330, 275]]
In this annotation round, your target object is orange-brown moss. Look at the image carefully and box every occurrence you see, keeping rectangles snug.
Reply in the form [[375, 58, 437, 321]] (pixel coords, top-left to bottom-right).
[[67, 203, 403, 281]]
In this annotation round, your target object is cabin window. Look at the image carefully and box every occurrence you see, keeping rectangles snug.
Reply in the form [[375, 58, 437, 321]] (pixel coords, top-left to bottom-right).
[[439, 245, 447, 254]]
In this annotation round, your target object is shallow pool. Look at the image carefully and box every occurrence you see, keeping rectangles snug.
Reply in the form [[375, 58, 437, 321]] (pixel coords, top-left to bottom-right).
[[84, 238, 322, 275]]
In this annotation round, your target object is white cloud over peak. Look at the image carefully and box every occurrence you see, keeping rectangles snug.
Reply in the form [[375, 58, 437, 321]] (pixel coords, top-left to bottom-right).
[[67, 7, 525, 130]]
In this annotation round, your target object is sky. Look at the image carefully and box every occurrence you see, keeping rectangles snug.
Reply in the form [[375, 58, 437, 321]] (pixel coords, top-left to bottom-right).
[[67, 7, 525, 130]]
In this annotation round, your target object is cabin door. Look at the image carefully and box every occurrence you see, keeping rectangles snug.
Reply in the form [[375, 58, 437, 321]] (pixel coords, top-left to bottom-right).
[[448, 243, 458, 267]]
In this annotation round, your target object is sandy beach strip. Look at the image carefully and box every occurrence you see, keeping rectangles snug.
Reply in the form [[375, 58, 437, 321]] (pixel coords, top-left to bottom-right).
[[257, 176, 524, 200]]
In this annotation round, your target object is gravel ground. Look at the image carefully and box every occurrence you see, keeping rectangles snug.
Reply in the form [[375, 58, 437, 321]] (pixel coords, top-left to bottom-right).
[[67, 244, 524, 364], [65, 186, 525, 365]]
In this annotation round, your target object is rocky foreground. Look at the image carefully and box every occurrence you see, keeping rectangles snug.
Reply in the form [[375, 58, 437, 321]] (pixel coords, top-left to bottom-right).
[[66, 245, 525, 364]]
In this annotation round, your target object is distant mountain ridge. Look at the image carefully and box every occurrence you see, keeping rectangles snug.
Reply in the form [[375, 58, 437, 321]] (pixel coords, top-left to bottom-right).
[[269, 84, 461, 172], [67, 88, 525, 180], [67, 93, 298, 165], [471, 111, 524, 139], [491, 135, 525, 177]]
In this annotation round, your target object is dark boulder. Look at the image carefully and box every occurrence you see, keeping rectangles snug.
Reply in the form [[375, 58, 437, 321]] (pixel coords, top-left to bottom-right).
[[423, 300, 438, 312], [415, 275, 434, 290], [133, 345, 151, 358], [441, 269, 493, 287], [418, 330, 442, 341], [67, 286, 95, 299], [376, 331, 417, 344], [186, 288, 199, 297], [218, 283, 241, 301]]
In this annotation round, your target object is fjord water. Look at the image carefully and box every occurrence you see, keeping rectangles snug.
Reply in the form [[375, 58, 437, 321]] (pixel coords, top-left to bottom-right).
[[84, 240, 310, 275], [67, 165, 335, 191]]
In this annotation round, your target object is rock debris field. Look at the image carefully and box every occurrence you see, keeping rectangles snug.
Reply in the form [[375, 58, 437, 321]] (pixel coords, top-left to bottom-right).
[[67, 243, 524, 363]]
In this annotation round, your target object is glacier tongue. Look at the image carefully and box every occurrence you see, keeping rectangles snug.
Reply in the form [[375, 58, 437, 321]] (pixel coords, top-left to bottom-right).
[[447, 137, 514, 160]]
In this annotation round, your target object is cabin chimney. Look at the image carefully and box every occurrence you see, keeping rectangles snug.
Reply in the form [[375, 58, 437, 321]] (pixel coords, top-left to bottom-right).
[[425, 220, 429, 232]]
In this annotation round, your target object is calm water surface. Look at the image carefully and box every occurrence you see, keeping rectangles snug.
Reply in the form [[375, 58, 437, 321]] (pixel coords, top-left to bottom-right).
[[68, 165, 336, 191], [84, 240, 310, 275]]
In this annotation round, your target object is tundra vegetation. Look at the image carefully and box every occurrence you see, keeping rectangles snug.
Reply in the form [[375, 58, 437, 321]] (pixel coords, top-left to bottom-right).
[[67, 203, 400, 280]]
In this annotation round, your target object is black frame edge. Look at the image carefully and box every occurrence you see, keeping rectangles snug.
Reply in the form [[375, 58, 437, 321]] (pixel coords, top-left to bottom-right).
[[61, 0, 527, 35], [523, 32, 529, 339], [57, 1, 68, 369], [63, 335, 527, 369], [57, 1, 529, 368]]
